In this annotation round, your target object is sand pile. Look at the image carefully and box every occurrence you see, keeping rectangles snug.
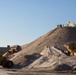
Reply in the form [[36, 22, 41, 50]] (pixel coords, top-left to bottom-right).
[[11, 27, 76, 70], [21, 27, 76, 54], [27, 46, 61, 68]]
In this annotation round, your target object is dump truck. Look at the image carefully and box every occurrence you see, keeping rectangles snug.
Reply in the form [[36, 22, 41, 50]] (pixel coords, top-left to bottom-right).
[[0, 47, 18, 68], [64, 42, 76, 56]]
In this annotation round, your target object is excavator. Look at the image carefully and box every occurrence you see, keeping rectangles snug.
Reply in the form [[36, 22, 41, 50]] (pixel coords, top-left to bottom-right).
[[66, 21, 76, 27], [0, 48, 18, 68], [64, 42, 76, 56]]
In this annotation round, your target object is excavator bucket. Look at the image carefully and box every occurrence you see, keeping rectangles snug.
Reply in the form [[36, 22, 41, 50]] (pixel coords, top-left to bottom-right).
[[64, 42, 76, 56]]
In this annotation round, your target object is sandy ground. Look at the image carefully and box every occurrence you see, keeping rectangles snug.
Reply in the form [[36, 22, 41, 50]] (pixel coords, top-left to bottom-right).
[[0, 66, 18, 75], [0, 66, 76, 75], [8, 72, 76, 75]]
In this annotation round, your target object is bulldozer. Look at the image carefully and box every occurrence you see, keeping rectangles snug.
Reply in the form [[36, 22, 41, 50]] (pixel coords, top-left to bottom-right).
[[64, 42, 76, 56], [0, 48, 18, 68]]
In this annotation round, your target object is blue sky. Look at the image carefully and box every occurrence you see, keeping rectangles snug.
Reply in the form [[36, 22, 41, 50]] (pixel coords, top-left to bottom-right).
[[0, 0, 76, 46]]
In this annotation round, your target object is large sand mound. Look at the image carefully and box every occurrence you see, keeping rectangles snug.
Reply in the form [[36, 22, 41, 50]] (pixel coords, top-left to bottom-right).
[[12, 27, 76, 70], [22, 27, 76, 54]]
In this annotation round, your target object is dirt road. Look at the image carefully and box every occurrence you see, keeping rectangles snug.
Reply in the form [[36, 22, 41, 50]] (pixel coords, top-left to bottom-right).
[[0, 66, 17, 75], [0, 66, 76, 75]]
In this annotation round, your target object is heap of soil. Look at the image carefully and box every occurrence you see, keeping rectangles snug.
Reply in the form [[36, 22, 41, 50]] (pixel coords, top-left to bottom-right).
[[22, 27, 76, 53], [12, 27, 76, 69]]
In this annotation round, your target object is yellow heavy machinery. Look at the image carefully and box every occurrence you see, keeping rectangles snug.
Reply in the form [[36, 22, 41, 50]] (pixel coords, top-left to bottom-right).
[[64, 42, 76, 56], [0, 48, 17, 68], [66, 21, 76, 27]]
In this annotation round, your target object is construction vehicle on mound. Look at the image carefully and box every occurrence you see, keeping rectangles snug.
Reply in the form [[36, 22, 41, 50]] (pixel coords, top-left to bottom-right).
[[64, 42, 76, 56], [0, 45, 21, 68], [66, 21, 76, 27]]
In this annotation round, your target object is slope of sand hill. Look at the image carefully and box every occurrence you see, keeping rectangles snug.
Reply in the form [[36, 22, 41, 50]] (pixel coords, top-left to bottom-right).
[[12, 27, 76, 70], [21, 27, 76, 54]]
